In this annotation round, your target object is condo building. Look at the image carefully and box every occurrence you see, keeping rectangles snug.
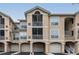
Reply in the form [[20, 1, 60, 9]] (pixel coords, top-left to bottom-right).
[[0, 6, 79, 55]]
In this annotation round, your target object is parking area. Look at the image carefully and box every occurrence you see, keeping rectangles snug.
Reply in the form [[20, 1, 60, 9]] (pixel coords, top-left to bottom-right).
[[0, 51, 17, 55], [34, 52, 46, 55], [15, 52, 30, 55]]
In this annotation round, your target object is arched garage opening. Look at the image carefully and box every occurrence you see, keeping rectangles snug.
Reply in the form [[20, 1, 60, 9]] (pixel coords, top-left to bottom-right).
[[49, 43, 62, 54], [33, 42, 45, 53], [65, 42, 75, 54], [0, 43, 4, 52], [21, 43, 30, 52], [10, 43, 19, 52]]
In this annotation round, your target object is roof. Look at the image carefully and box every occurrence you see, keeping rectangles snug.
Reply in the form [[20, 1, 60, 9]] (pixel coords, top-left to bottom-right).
[[0, 11, 15, 24], [24, 6, 51, 15]]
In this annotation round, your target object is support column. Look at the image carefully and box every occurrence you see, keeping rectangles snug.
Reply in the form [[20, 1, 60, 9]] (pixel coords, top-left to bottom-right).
[[30, 41, 33, 55], [61, 43, 65, 54], [45, 43, 49, 54], [76, 42, 79, 54], [19, 43, 21, 52], [4, 42, 8, 52]]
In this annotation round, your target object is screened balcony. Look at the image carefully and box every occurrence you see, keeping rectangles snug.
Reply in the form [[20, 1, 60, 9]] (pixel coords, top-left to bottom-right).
[[32, 11, 43, 26], [0, 17, 5, 28], [0, 30, 5, 40], [32, 35, 43, 39], [32, 21, 42, 26]]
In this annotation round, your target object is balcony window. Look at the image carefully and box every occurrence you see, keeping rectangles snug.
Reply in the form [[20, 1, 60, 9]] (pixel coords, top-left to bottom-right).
[[13, 33, 19, 40], [0, 30, 4, 36], [20, 32, 27, 39], [20, 22, 27, 29], [32, 11, 43, 26], [50, 16, 59, 25], [50, 29, 59, 39], [0, 17, 4, 28], [0, 30, 4, 40], [32, 28, 43, 39]]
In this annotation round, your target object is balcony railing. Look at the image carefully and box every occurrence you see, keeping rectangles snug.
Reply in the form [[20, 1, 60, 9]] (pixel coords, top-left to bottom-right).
[[32, 22, 43, 26], [32, 35, 43, 39], [0, 36, 4, 40], [65, 36, 75, 40], [0, 24, 4, 28], [20, 36, 27, 39], [65, 31, 72, 36], [20, 26, 27, 30], [13, 37, 19, 40]]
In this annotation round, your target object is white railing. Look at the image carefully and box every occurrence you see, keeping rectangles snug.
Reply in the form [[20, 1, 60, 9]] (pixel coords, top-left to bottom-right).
[[32, 35, 43, 39], [65, 36, 74, 40], [65, 31, 72, 36], [32, 22, 43, 26]]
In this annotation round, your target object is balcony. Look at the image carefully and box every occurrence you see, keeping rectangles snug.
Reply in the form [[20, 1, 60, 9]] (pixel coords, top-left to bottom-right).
[[32, 22, 43, 26], [32, 35, 43, 39], [0, 36, 4, 40], [13, 37, 19, 40], [65, 31, 75, 41], [65, 31, 72, 36], [0, 24, 4, 28]]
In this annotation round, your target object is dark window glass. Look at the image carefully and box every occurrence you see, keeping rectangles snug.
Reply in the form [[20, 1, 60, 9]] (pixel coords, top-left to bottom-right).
[[72, 31, 74, 36], [32, 28, 37, 35], [38, 14, 42, 22], [0, 18, 4, 24], [32, 28, 43, 35], [0, 30, 4, 36], [32, 15, 37, 22], [38, 28, 43, 35]]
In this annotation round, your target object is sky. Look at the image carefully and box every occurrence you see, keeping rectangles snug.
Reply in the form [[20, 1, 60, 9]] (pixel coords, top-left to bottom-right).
[[0, 3, 79, 22]]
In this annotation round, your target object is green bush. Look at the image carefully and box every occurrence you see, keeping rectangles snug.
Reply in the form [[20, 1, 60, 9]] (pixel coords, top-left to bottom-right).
[[76, 53, 79, 55]]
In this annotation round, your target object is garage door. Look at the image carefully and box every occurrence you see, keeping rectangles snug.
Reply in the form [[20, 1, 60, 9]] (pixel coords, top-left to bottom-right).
[[49, 43, 61, 53], [0, 44, 4, 52], [33, 44, 44, 52], [21, 44, 30, 52], [11, 44, 19, 52]]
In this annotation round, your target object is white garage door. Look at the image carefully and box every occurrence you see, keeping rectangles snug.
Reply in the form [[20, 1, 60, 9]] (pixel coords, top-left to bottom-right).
[[49, 43, 61, 53], [33, 44, 44, 52], [11, 44, 19, 51], [21, 44, 30, 52]]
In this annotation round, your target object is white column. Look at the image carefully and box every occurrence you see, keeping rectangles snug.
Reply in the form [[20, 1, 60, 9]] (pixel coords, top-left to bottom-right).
[[19, 43, 21, 52], [4, 42, 8, 52], [61, 43, 65, 53], [30, 41, 33, 55], [45, 43, 49, 54]]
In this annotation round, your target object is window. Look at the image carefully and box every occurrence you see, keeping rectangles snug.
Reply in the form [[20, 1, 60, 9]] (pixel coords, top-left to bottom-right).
[[0, 18, 4, 24], [50, 16, 59, 25], [20, 32, 27, 39], [0, 30, 4, 36], [32, 11, 43, 26], [32, 28, 43, 39], [32, 28, 43, 35], [50, 29, 59, 38], [20, 22, 27, 29]]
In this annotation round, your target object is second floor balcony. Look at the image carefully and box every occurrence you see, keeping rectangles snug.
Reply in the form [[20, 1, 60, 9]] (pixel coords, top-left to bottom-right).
[[32, 35, 43, 39], [32, 22, 43, 26], [65, 31, 75, 41], [0, 36, 4, 40]]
